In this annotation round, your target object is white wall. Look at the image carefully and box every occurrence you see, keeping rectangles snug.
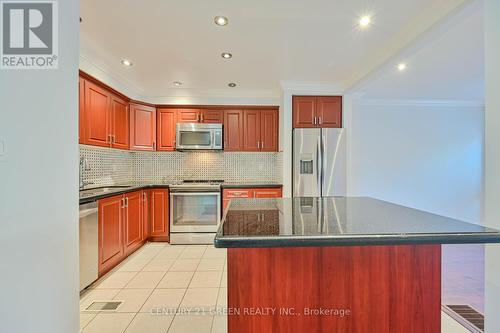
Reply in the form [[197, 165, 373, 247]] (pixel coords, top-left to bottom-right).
[[0, 1, 80, 332], [484, 0, 500, 330], [348, 100, 484, 223]]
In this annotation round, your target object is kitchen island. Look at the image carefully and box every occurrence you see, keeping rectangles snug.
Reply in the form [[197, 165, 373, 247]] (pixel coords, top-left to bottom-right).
[[214, 197, 500, 333]]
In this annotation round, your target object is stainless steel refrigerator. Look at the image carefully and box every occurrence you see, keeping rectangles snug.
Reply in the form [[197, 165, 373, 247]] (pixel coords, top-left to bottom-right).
[[293, 128, 346, 197]]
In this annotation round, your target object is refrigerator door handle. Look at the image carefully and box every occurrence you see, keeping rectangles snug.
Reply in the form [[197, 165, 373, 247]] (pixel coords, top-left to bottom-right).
[[316, 135, 321, 195]]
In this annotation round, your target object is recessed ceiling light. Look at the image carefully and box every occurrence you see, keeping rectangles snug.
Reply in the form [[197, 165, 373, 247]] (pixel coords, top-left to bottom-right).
[[173, 81, 182, 86], [397, 63, 407, 72], [221, 52, 232, 59], [359, 16, 371, 28], [228, 83, 236, 87], [121, 59, 133, 67], [214, 16, 228, 26]]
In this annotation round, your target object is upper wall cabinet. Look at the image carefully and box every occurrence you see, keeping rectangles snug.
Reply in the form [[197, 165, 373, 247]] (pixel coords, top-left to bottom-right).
[[157, 108, 177, 151], [224, 110, 244, 151], [177, 109, 223, 123], [293, 96, 342, 128], [226, 108, 278, 152], [130, 103, 157, 151], [81, 78, 129, 149]]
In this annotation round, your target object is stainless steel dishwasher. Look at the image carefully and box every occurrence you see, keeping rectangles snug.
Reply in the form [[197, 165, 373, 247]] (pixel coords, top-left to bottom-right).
[[79, 202, 98, 291]]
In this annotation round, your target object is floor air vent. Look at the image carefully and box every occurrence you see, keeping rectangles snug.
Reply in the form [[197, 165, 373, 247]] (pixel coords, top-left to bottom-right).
[[442, 304, 484, 332], [85, 301, 123, 311]]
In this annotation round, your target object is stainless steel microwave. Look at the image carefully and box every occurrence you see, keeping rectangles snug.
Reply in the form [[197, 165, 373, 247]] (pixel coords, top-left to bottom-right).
[[176, 123, 223, 150]]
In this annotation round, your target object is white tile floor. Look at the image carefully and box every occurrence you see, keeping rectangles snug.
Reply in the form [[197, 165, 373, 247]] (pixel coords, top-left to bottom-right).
[[80, 243, 227, 333], [80, 243, 469, 333]]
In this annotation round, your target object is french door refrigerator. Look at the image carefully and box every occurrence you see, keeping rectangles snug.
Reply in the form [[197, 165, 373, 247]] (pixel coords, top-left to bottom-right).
[[293, 128, 346, 197]]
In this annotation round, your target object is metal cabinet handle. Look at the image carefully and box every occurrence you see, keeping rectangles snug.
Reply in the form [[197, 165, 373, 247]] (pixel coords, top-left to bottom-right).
[[153, 141, 156, 150], [318, 117, 322, 125], [125, 197, 129, 207], [261, 141, 264, 149], [121, 198, 125, 208], [142, 192, 146, 201]]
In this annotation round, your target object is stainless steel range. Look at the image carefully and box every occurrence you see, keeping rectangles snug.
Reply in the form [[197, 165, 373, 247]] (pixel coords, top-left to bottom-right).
[[169, 180, 223, 244]]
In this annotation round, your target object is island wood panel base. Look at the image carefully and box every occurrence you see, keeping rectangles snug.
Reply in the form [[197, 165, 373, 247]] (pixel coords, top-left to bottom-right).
[[227, 245, 441, 333]]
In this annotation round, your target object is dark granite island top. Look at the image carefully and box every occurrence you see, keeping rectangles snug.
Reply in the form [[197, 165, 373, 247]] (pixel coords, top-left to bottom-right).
[[218, 197, 500, 332], [215, 196, 500, 248]]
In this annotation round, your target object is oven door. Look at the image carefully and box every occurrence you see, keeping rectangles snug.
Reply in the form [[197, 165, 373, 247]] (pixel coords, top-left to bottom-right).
[[170, 192, 221, 232]]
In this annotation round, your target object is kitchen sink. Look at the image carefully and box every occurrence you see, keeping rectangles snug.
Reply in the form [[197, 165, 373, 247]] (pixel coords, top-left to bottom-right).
[[79, 186, 132, 195]]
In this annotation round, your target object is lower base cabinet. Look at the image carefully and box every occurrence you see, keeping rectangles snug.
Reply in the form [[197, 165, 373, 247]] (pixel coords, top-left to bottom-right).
[[98, 195, 124, 275], [222, 187, 282, 211], [97, 188, 169, 276], [150, 188, 170, 242]]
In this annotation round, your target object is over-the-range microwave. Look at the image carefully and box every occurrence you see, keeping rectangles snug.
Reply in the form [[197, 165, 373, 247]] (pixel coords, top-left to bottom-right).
[[176, 123, 223, 150]]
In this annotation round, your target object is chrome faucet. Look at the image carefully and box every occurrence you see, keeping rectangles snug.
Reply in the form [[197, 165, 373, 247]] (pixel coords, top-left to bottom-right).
[[79, 157, 93, 189]]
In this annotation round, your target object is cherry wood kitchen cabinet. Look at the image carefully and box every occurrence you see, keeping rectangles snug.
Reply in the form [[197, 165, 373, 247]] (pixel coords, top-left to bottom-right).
[[316, 96, 342, 127], [224, 110, 245, 151], [293, 96, 342, 128], [253, 188, 282, 198], [150, 188, 170, 242], [222, 187, 282, 211], [80, 74, 131, 149], [243, 110, 261, 151], [259, 109, 278, 151], [201, 109, 223, 123], [142, 190, 150, 241], [98, 195, 124, 275], [242, 109, 278, 152], [177, 108, 201, 123], [177, 108, 223, 123], [79, 77, 85, 144], [83, 79, 111, 147], [157, 108, 177, 151], [110, 95, 129, 149], [123, 191, 143, 256], [130, 103, 157, 151]]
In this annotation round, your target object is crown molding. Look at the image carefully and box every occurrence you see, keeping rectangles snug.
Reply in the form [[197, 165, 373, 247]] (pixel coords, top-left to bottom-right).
[[359, 98, 485, 108]]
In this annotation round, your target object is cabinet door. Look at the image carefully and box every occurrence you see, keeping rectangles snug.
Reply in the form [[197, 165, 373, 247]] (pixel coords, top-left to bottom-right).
[[177, 109, 201, 123], [293, 96, 316, 128], [243, 110, 261, 151], [130, 103, 157, 151], [150, 189, 169, 241], [98, 195, 124, 275], [110, 95, 129, 149], [84, 80, 111, 147], [201, 109, 223, 123], [142, 190, 150, 241], [157, 108, 177, 151], [253, 188, 282, 198], [79, 77, 85, 144], [260, 109, 278, 151], [124, 191, 143, 255], [317, 96, 342, 128], [223, 188, 253, 211], [224, 110, 244, 151]]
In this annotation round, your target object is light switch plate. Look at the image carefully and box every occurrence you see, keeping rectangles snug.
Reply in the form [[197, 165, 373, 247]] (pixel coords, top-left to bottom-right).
[[0, 140, 4, 156]]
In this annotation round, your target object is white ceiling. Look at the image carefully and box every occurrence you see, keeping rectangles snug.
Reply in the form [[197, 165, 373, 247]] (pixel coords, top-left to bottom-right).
[[358, 1, 484, 101], [80, 0, 473, 102]]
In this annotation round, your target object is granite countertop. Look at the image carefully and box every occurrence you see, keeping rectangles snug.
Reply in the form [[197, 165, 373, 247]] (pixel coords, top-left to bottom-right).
[[79, 183, 170, 204], [214, 197, 500, 248], [79, 181, 282, 204]]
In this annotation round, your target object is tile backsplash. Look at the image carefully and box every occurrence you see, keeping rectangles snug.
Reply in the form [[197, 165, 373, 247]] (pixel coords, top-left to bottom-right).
[[80, 145, 283, 186]]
